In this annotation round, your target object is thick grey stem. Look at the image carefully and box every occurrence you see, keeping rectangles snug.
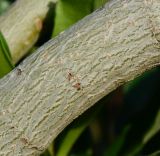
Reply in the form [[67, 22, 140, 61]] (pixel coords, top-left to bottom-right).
[[0, 0, 160, 155], [0, 0, 57, 64]]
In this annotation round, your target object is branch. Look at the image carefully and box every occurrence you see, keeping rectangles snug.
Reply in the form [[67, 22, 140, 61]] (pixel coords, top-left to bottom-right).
[[0, 0, 160, 155], [0, 0, 57, 64]]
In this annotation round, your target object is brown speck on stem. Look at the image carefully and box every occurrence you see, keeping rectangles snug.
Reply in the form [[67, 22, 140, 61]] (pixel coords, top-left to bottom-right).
[[20, 137, 29, 145], [73, 83, 81, 91], [17, 68, 22, 75], [68, 72, 74, 81], [10, 126, 15, 129]]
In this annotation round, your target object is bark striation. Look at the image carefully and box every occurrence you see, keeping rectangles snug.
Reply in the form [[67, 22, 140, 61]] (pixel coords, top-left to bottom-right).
[[0, 0, 160, 155]]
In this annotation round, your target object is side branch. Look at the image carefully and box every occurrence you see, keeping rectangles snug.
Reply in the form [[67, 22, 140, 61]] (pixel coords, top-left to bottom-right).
[[0, 0, 57, 64], [0, 0, 159, 155]]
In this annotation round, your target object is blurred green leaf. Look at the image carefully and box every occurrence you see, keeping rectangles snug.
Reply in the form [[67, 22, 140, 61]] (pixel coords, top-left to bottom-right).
[[52, 0, 93, 37], [94, 0, 108, 9], [143, 109, 160, 143], [104, 126, 130, 156], [119, 108, 160, 156], [149, 150, 160, 156], [0, 0, 11, 15], [118, 68, 160, 156], [48, 143, 55, 156], [123, 68, 158, 94], [41, 149, 52, 156], [70, 148, 92, 156], [0, 31, 14, 78]]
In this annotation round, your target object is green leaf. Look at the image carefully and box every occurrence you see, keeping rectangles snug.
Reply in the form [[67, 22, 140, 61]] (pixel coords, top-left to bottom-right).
[[0, 31, 14, 78], [48, 143, 55, 156], [41, 149, 52, 156], [149, 150, 160, 156], [143, 109, 160, 143], [0, 0, 10, 15], [123, 68, 158, 94], [93, 0, 108, 9], [120, 109, 160, 156], [118, 68, 160, 156], [104, 126, 130, 156], [41, 142, 55, 156], [52, 0, 93, 37]]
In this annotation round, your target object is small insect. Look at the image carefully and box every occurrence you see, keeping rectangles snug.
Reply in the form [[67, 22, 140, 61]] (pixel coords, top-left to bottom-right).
[[68, 72, 74, 81], [17, 68, 22, 75], [10, 126, 15, 129], [73, 82, 81, 91]]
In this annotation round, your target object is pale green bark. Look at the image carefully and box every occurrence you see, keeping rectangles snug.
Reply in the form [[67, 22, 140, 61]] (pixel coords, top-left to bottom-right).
[[0, 0, 57, 64], [0, 0, 159, 155]]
